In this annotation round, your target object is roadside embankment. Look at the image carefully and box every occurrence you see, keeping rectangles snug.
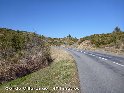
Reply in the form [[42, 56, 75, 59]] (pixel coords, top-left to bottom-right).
[[0, 47, 80, 93]]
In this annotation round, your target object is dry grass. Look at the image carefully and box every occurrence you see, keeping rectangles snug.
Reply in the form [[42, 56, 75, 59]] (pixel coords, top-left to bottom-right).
[[51, 47, 74, 62], [0, 47, 80, 93]]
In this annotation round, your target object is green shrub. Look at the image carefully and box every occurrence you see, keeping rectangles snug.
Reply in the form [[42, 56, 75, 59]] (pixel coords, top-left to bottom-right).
[[0, 28, 52, 83]]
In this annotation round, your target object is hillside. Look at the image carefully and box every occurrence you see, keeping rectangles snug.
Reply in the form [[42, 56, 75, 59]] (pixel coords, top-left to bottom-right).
[[0, 26, 124, 84], [0, 28, 80, 93], [0, 28, 52, 83], [0, 47, 80, 93], [41, 34, 78, 46], [77, 27, 124, 53]]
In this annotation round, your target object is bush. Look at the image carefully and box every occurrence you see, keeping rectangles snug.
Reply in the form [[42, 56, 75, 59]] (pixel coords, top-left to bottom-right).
[[0, 28, 52, 84]]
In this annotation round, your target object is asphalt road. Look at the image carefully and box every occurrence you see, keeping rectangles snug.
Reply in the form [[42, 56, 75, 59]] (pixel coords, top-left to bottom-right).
[[66, 48, 124, 93]]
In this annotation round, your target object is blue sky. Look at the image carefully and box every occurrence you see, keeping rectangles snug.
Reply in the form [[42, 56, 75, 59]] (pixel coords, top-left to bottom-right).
[[0, 0, 124, 38]]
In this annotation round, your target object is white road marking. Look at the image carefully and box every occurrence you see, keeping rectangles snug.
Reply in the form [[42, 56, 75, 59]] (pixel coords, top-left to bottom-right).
[[77, 50, 124, 67], [120, 64, 124, 67], [115, 63, 119, 65], [112, 62, 124, 67], [76, 49, 124, 67], [104, 59, 108, 60], [113, 62, 116, 64], [102, 58, 105, 60]]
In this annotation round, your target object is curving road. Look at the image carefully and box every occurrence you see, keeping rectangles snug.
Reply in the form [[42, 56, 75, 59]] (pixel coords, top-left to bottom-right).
[[66, 48, 124, 93]]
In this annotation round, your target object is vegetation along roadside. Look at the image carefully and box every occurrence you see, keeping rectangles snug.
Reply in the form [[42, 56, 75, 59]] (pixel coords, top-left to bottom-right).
[[0, 46, 80, 93]]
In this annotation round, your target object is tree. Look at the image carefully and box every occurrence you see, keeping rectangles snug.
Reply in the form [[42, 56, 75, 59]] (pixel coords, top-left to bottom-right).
[[40, 35, 45, 39], [67, 34, 72, 39], [113, 26, 121, 33]]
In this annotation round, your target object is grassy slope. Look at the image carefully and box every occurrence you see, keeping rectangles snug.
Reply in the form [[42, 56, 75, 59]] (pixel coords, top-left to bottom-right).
[[0, 47, 80, 93]]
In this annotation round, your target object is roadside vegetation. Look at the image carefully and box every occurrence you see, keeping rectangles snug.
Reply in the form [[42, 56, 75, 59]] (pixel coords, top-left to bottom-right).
[[77, 27, 124, 53], [1, 26, 123, 93], [43, 34, 78, 46], [0, 28, 52, 83], [0, 47, 80, 93]]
